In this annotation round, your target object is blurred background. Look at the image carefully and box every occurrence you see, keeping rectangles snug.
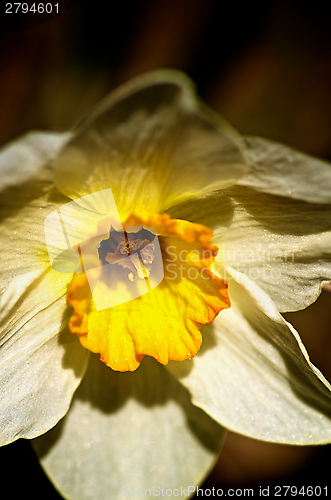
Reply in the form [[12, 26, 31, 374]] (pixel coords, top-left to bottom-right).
[[1, 0, 331, 497]]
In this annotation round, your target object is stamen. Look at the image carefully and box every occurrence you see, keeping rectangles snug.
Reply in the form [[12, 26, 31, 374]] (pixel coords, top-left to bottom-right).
[[124, 230, 131, 256], [99, 227, 156, 282]]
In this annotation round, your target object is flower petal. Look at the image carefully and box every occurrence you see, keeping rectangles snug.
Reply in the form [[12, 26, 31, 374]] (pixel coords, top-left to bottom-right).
[[0, 131, 71, 192], [167, 267, 331, 445], [0, 131, 89, 444], [0, 269, 89, 445], [0, 170, 70, 295], [0, 270, 44, 323], [33, 354, 225, 500], [53, 70, 247, 218], [238, 136, 331, 203], [169, 187, 331, 312]]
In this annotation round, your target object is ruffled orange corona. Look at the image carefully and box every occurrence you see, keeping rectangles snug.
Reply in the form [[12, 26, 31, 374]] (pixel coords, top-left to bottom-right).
[[67, 213, 230, 371]]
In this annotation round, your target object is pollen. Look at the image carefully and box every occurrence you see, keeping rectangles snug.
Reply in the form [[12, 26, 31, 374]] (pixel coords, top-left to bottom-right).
[[101, 229, 156, 283], [67, 213, 230, 372]]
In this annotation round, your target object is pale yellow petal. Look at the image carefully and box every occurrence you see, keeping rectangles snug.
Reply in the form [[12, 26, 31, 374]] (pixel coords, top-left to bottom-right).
[[53, 70, 247, 219], [167, 267, 331, 444], [169, 186, 331, 313]]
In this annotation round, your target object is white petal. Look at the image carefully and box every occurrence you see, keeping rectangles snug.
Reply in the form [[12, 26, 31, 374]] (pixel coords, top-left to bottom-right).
[[53, 70, 247, 218], [238, 136, 331, 203], [0, 270, 43, 323], [167, 268, 331, 445], [170, 188, 331, 312], [0, 132, 71, 192], [0, 269, 89, 445], [0, 169, 70, 294], [33, 355, 225, 500]]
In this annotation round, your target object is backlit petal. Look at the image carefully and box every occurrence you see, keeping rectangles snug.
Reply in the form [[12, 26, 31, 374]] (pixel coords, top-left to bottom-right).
[[33, 354, 225, 500], [0, 269, 89, 445], [238, 136, 331, 203], [0, 131, 89, 444], [0, 169, 70, 295], [0, 131, 71, 193], [53, 70, 247, 219], [169, 187, 331, 313], [167, 267, 331, 444]]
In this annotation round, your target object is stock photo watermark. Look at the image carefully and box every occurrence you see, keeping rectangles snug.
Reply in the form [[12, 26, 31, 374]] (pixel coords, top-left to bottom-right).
[[44, 188, 164, 310], [4, 0, 81, 31], [120, 485, 328, 497]]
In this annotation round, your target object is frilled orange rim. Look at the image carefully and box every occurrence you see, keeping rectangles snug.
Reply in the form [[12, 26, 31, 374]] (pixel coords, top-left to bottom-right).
[[67, 212, 230, 371]]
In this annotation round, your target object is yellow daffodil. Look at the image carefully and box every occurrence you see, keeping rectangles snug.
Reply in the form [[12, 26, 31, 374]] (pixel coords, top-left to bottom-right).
[[1, 71, 331, 500]]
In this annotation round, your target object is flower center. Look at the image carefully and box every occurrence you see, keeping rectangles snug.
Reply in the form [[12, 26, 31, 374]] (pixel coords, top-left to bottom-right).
[[67, 213, 230, 372], [98, 228, 156, 282]]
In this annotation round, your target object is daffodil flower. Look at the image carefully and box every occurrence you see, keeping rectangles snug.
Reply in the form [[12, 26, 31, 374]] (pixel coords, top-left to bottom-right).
[[1, 71, 331, 500]]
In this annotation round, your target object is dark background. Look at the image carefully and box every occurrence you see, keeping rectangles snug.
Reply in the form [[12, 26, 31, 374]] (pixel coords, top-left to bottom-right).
[[1, 1, 331, 498]]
